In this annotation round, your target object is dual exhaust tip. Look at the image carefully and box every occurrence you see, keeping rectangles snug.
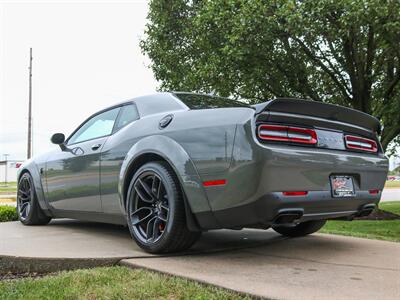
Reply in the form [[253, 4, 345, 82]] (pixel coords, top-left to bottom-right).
[[357, 204, 376, 217], [273, 203, 376, 225], [273, 210, 303, 225]]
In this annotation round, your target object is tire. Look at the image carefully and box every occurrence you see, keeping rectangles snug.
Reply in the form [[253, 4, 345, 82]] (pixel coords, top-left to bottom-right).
[[17, 172, 52, 225], [272, 220, 327, 237], [126, 161, 201, 253]]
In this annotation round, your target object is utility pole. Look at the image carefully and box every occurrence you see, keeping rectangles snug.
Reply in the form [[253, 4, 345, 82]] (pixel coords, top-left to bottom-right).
[[27, 48, 33, 159], [3, 154, 9, 185]]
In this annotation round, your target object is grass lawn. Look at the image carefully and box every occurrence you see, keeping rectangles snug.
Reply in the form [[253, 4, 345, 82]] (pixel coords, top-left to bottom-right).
[[0, 266, 248, 300], [384, 180, 400, 189], [321, 201, 400, 242], [0, 182, 17, 194]]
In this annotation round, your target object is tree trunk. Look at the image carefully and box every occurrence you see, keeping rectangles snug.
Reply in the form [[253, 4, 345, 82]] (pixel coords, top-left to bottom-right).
[[381, 125, 400, 151]]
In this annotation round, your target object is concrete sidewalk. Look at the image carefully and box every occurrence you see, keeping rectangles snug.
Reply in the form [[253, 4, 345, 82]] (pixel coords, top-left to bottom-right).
[[1, 220, 399, 299], [123, 232, 400, 300]]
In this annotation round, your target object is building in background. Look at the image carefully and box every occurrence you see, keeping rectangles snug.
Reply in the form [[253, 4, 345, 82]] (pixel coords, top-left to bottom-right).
[[0, 160, 24, 183]]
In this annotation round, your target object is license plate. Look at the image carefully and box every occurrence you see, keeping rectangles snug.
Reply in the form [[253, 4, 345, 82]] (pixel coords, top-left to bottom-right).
[[330, 175, 355, 198]]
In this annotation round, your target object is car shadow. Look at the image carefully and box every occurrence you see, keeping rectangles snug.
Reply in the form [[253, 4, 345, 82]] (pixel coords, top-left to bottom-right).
[[47, 219, 352, 260], [49, 219, 131, 238]]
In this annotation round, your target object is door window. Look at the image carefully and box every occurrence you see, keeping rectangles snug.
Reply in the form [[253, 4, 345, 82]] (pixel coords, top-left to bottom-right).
[[114, 104, 140, 131], [67, 107, 120, 145]]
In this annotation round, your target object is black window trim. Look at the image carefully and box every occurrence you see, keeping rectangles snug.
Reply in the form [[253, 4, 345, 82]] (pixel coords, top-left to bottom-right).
[[65, 102, 138, 146]]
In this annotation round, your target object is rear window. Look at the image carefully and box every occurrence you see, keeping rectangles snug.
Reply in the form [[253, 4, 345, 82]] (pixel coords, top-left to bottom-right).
[[174, 93, 249, 110]]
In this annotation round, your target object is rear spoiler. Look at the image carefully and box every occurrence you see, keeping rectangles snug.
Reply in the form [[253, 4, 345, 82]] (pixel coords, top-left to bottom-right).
[[252, 98, 381, 134]]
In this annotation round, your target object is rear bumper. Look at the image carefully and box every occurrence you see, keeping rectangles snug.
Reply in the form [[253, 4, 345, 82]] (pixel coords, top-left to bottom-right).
[[196, 191, 380, 229], [196, 122, 388, 230]]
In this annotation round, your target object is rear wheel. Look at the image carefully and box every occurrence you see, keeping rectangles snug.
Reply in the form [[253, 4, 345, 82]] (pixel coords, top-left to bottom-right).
[[17, 173, 51, 225], [126, 161, 200, 253], [272, 220, 326, 237]]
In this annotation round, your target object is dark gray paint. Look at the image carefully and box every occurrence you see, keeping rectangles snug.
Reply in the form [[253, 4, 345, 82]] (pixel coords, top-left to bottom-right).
[[17, 93, 389, 230], [45, 136, 108, 212]]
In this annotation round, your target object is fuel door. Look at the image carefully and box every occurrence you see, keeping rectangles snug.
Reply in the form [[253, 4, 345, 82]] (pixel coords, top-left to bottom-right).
[[159, 114, 174, 129]]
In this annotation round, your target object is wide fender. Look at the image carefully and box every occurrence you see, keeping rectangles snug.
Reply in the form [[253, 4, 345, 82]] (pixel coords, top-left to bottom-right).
[[17, 159, 52, 215], [118, 135, 212, 215]]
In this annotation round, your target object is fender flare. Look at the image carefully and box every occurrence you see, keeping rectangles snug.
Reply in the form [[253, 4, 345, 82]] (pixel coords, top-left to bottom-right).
[[118, 135, 212, 230], [17, 161, 52, 216]]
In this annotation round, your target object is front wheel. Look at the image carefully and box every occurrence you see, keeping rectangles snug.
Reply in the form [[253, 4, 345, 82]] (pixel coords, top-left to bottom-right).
[[126, 161, 200, 253], [272, 220, 327, 237], [17, 172, 51, 225]]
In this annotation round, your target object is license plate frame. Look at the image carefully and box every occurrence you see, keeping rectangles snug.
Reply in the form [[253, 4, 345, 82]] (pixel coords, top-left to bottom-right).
[[330, 175, 355, 198]]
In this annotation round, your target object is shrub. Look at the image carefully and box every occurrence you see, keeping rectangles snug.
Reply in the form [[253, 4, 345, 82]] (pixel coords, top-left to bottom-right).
[[0, 206, 18, 222]]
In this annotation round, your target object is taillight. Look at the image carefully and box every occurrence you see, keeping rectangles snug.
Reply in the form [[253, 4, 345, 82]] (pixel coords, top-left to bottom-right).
[[258, 124, 317, 145], [203, 179, 227, 187], [344, 135, 377, 153], [282, 191, 308, 196]]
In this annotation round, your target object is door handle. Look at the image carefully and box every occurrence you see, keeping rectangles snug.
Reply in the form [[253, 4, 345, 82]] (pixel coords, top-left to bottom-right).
[[91, 143, 102, 151]]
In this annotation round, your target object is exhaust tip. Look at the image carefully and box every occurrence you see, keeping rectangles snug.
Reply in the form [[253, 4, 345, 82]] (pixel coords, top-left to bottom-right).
[[273, 210, 303, 225], [357, 204, 376, 217]]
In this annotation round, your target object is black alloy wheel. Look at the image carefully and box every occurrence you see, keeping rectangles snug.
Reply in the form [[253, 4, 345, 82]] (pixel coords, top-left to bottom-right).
[[130, 171, 169, 243], [17, 172, 51, 225], [17, 174, 33, 221], [127, 162, 200, 253]]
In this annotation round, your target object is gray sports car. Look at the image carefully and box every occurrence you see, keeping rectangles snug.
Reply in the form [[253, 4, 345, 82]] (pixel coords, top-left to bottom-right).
[[17, 92, 388, 253]]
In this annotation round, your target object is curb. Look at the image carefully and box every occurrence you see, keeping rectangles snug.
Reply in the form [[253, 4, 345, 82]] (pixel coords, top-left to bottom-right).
[[0, 255, 126, 274], [119, 259, 264, 300], [0, 255, 264, 299]]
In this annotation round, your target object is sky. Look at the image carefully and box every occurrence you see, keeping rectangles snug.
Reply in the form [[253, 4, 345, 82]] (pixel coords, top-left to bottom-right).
[[0, 0, 399, 170], [0, 0, 158, 161]]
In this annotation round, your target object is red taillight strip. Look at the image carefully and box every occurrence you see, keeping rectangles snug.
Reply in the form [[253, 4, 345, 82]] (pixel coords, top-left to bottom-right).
[[258, 124, 317, 145], [344, 135, 378, 153], [258, 124, 288, 142], [282, 191, 308, 196], [369, 189, 380, 194], [287, 126, 317, 144], [203, 179, 227, 187]]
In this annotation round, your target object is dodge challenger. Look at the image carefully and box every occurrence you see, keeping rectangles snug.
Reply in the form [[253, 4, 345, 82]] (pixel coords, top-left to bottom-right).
[[17, 92, 389, 253]]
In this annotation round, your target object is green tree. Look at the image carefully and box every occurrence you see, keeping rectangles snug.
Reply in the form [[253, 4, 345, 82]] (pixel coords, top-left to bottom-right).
[[141, 0, 400, 151]]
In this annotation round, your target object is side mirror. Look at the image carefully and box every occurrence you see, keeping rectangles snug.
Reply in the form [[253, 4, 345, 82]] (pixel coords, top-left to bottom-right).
[[51, 133, 66, 150]]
